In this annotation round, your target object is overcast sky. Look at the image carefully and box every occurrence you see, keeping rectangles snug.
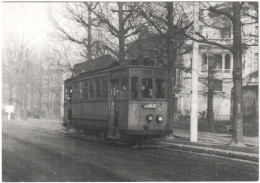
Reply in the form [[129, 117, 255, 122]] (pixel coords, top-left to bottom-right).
[[2, 2, 57, 48]]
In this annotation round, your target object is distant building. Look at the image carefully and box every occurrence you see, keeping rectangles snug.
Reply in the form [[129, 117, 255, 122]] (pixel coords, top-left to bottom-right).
[[179, 3, 258, 120], [126, 3, 258, 121]]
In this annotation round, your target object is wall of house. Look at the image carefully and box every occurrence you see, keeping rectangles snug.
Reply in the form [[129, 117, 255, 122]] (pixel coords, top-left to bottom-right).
[[179, 76, 232, 121]]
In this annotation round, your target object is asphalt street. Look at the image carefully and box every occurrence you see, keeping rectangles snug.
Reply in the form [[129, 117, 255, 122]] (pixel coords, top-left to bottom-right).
[[2, 119, 259, 181]]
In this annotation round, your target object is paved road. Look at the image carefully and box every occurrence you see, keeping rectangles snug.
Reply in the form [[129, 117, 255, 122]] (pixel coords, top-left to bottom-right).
[[2, 119, 258, 181]]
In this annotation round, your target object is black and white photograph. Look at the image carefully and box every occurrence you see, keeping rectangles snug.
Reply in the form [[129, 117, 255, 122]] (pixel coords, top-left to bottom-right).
[[2, 1, 259, 181]]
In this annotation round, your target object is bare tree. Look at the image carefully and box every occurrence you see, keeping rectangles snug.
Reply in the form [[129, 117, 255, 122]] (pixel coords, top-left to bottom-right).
[[93, 2, 146, 62], [2, 37, 30, 117], [51, 2, 104, 60], [185, 2, 258, 145], [137, 2, 193, 125]]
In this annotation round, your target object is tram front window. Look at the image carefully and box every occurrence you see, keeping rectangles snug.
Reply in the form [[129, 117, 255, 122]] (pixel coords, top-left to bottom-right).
[[120, 78, 128, 99], [142, 78, 153, 98], [155, 79, 166, 99]]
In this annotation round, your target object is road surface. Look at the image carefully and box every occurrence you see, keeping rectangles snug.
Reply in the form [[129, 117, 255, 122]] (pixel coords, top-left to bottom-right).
[[2, 119, 258, 181]]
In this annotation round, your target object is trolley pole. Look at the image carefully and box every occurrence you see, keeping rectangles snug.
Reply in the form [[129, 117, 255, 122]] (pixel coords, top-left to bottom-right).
[[190, 2, 199, 142]]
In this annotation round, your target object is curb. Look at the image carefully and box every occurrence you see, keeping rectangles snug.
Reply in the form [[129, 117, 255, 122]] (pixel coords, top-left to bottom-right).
[[161, 142, 259, 162]]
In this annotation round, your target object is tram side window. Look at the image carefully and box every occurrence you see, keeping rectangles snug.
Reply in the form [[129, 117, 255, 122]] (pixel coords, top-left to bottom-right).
[[155, 79, 166, 99], [142, 78, 153, 98], [69, 87, 72, 102], [120, 78, 128, 99], [72, 83, 78, 101], [79, 81, 84, 99], [89, 79, 94, 99], [84, 80, 88, 99], [131, 77, 138, 99], [96, 78, 101, 98], [101, 77, 108, 98], [111, 79, 119, 96], [65, 88, 68, 103]]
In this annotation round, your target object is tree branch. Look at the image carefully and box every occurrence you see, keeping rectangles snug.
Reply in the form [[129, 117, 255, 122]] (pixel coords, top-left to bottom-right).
[[208, 4, 234, 22], [184, 32, 233, 52], [138, 5, 167, 38]]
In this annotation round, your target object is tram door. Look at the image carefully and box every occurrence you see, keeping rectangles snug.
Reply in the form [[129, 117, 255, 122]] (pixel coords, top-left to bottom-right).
[[108, 79, 120, 139]]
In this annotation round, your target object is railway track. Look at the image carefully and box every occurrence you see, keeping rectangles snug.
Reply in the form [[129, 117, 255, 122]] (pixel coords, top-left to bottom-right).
[[66, 128, 172, 149], [5, 120, 172, 149]]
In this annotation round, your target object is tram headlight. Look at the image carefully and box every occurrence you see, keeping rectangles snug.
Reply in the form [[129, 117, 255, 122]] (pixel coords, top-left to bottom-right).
[[156, 115, 163, 122], [146, 114, 153, 122]]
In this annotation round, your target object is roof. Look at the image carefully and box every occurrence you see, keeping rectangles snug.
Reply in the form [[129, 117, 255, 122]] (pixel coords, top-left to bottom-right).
[[248, 70, 258, 78], [73, 55, 116, 75]]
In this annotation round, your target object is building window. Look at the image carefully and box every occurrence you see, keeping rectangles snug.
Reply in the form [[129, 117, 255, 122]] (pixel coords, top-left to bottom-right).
[[253, 53, 258, 72], [213, 79, 222, 91], [225, 54, 230, 69], [213, 54, 222, 72], [201, 54, 208, 72], [220, 27, 231, 38], [224, 54, 231, 73]]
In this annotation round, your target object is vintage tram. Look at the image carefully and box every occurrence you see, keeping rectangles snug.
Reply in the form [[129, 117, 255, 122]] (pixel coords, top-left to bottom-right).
[[63, 55, 172, 140]]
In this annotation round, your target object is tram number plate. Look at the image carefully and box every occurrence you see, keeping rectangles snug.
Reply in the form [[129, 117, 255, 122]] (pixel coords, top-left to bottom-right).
[[143, 104, 157, 109]]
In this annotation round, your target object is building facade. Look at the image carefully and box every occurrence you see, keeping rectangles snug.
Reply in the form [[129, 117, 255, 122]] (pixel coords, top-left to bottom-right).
[[177, 4, 258, 120], [126, 3, 258, 121]]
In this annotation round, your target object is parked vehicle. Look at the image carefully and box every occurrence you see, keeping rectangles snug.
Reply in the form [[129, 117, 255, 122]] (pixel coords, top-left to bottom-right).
[[11, 112, 17, 119], [32, 111, 41, 119]]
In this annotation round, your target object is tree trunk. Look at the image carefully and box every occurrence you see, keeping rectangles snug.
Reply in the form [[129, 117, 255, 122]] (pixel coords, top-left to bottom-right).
[[118, 2, 125, 62], [39, 66, 43, 116], [24, 83, 28, 119], [207, 54, 214, 131], [230, 2, 244, 145], [8, 83, 13, 105], [166, 2, 176, 130], [18, 78, 23, 117], [87, 4, 92, 60]]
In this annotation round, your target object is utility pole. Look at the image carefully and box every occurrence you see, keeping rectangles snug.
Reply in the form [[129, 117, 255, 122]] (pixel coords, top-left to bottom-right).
[[190, 2, 199, 142]]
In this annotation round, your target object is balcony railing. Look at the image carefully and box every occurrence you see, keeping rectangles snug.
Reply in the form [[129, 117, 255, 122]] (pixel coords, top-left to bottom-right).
[[214, 69, 222, 73], [224, 69, 231, 73], [199, 69, 232, 74]]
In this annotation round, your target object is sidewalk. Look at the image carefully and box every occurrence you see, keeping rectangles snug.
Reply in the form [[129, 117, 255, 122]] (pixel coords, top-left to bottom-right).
[[164, 128, 259, 162]]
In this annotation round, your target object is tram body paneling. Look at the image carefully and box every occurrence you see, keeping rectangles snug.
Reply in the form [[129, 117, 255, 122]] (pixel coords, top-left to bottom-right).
[[63, 58, 172, 138], [127, 101, 168, 135]]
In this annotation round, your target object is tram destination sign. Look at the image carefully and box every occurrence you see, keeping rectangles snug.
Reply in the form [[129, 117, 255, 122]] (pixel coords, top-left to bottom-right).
[[143, 104, 157, 109]]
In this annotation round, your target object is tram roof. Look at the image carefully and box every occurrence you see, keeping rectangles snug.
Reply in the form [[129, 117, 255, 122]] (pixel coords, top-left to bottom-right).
[[66, 55, 168, 82], [73, 55, 116, 75]]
